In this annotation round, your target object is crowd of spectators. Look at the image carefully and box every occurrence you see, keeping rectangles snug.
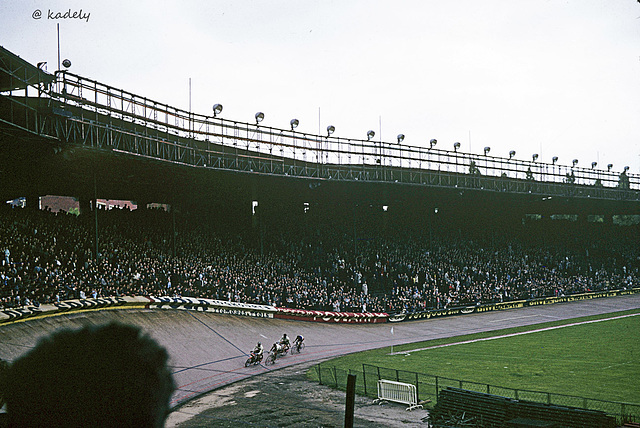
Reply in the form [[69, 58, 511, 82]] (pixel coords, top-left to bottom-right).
[[0, 203, 638, 315]]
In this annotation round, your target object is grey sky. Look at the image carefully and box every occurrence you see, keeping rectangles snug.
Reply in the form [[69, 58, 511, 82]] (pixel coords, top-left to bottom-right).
[[2, 0, 639, 174]]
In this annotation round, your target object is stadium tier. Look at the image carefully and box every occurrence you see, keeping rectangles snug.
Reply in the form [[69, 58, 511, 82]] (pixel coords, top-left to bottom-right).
[[0, 45, 638, 315]]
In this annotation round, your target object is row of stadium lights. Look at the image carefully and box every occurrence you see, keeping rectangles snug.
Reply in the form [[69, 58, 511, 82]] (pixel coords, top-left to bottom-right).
[[56, 59, 628, 174], [215, 103, 628, 173]]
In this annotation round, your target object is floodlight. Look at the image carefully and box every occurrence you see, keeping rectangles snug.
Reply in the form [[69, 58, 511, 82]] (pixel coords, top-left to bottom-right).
[[607, 164, 613, 172], [429, 139, 437, 149], [532, 153, 538, 162], [367, 130, 375, 141], [326, 125, 335, 136], [484, 146, 490, 155], [397, 134, 405, 144], [212, 103, 223, 117], [453, 142, 461, 151], [624, 166, 630, 172], [255, 112, 264, 124], [591, 162, 597, 169], [509, 150, 516, 159], [552, 156, 558, 165], [572, 159, 579, 167], [62, 59, 71, 68], [290, 118, 299, 130]]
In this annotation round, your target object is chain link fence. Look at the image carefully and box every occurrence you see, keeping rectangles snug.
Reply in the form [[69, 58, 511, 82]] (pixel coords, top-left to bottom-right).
[[313, 363, 639, 424]]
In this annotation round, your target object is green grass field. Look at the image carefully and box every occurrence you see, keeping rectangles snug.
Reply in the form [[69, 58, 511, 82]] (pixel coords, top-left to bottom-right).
[[310, 309, 640, 406]]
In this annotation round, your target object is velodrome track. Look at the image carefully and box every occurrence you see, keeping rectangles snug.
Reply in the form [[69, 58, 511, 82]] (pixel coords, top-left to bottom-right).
[[0, 294, 639, 408]]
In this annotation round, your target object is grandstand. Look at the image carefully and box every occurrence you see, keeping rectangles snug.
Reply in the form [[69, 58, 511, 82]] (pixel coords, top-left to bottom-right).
[[1, 45, 639, 426]]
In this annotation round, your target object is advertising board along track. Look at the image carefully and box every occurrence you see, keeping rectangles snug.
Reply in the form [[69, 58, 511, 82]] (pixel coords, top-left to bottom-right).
[[0, 292, 639, 408]]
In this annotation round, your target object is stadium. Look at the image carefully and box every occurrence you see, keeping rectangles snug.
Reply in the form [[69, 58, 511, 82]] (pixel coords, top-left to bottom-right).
[[1, 24, 640, 427]]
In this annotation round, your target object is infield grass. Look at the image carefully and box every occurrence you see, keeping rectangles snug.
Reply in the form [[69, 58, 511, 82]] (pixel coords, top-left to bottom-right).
[[310, 309, 640, 404]]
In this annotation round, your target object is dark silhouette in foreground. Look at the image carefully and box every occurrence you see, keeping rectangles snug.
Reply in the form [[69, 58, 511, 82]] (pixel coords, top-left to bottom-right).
[[5, 322, 175, 428]]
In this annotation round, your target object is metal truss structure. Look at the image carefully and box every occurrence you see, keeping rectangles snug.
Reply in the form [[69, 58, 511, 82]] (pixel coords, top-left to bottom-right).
[[1, 63, 638, 203]]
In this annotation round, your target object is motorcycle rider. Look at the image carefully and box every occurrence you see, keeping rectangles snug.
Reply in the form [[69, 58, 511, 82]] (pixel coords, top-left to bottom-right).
[[292, 334, 305, 352], [251, 341, 264, 362], [279, 333, 290, 351], [270, 342, 282, 358]]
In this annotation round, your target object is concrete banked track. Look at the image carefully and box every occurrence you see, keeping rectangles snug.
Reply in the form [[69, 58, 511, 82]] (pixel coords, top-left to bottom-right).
[[0, 294, 639, 408]]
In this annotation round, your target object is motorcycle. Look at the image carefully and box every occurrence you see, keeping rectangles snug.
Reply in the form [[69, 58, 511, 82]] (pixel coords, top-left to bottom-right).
[[244, 352, 263, 367], [265, 351, 277, 365], [291, 340, 305, 354], [278, 342, 290, 355]]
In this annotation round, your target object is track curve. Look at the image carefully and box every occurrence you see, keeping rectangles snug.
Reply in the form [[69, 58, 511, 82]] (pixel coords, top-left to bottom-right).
[[0, 294, 639, 408]]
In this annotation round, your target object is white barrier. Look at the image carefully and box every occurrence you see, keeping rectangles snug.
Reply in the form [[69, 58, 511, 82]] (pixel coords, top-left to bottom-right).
[[374, 379, 423, 411], [148, 296, 276, 318]]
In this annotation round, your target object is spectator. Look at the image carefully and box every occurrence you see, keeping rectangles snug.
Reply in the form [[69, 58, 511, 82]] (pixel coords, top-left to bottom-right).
[[5, 322, 174, 428], [0, 203, 637, 315]]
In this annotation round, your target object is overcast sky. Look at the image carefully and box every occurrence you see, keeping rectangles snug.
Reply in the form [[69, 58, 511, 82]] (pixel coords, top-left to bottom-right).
[[2, 0, 640, 175]]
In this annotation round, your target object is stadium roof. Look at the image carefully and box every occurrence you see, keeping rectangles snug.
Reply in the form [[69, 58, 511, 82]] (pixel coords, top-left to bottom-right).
[[0, 46, 55, 92]]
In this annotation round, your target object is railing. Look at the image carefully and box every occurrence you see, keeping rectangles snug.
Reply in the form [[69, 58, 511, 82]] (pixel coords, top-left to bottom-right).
[[313, 363, 639, 424], [50, 72, 638, 187], [374, 379, 423, 411], [1, 69, 639, 201]]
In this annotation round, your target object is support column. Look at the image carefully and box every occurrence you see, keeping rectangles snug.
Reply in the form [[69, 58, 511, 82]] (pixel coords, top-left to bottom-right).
[[25, 194, 40, 211], [79, 198, 92, 216], [135, 200, 148, 211], [79, 197, 100, 260]]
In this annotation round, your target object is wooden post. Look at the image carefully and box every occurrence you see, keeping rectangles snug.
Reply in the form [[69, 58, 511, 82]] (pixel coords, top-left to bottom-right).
[[345, 374, 357, 428], [363, 364, 367, 396]]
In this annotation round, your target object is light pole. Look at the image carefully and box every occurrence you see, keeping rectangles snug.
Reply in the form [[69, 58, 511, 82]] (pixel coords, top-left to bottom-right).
[[397, 134, 404, 170], [483, 146, 490, 176], [508, 150, 515, 178], [454, 142, 461, 176], [251, 111, 264, 154], [367, 130, 378, 166], [325, 125, 335, 169], [289, 118, 299, 171]]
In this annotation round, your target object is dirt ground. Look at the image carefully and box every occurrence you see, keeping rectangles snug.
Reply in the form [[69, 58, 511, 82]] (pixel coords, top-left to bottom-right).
[[165, 360, 429, 427]]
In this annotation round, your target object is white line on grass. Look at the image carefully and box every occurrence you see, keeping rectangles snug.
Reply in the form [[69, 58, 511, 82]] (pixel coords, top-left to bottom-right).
[[392, 312, 640, 356], [602, 361, 634, 370]]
